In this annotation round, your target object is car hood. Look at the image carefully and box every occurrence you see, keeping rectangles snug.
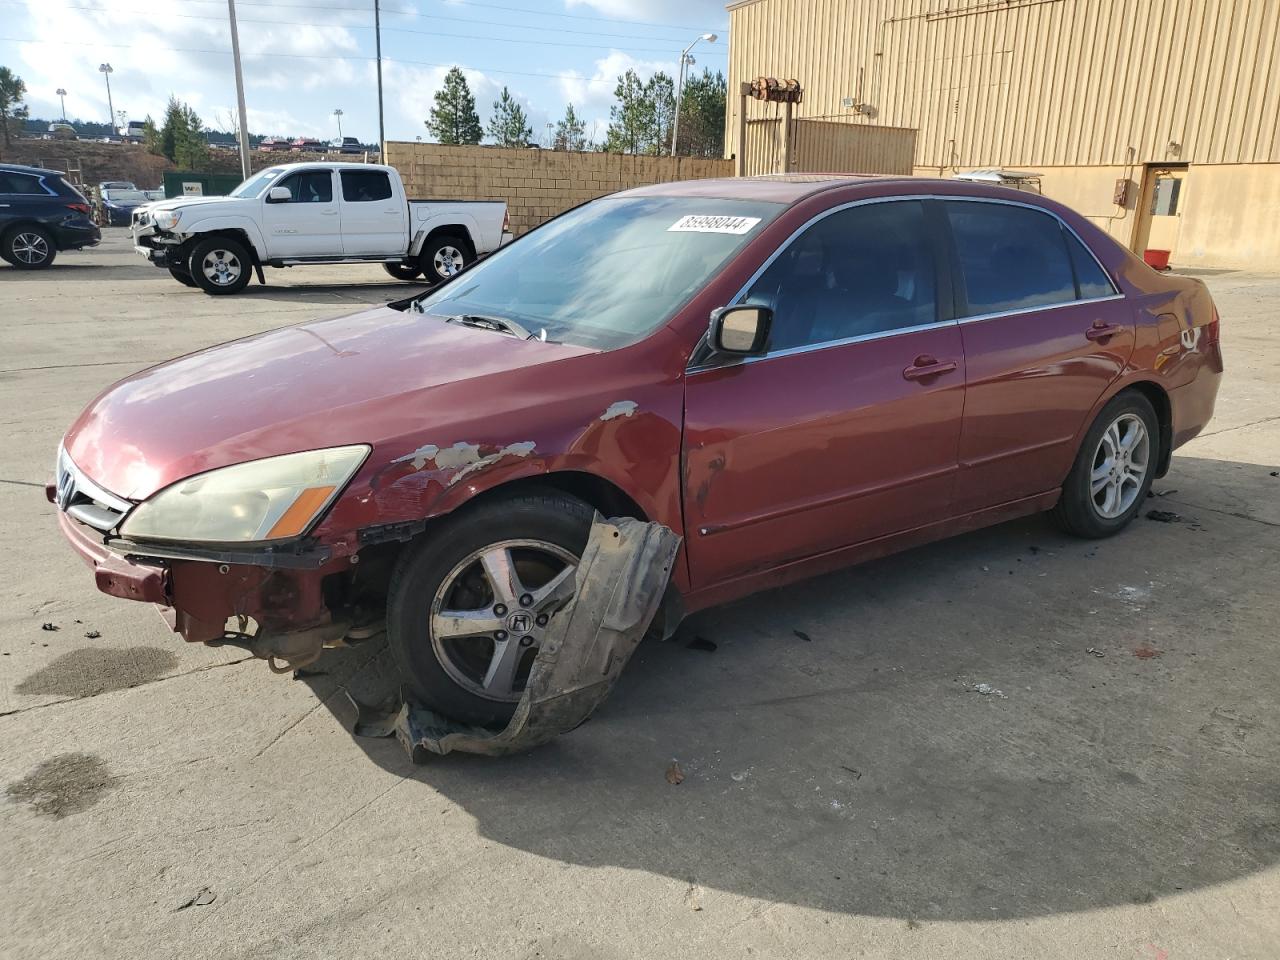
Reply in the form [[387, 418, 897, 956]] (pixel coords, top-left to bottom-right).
[[145, 196, 244, 214], [64, 305, 597, 500]]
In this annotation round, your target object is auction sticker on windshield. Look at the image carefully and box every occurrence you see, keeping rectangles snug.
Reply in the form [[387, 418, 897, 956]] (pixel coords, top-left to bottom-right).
[[668, 215, 763, 235]]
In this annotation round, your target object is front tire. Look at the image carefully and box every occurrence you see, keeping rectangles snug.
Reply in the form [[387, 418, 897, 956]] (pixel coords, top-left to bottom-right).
[[383, 262, 423, 282], [188, 236, 252, 295], [387, 492, 595, 727], [3, 225, 56, 269], [418, 233, 472, 285], [168, 265, 198, 287], [1052, 391, 1160, 538]]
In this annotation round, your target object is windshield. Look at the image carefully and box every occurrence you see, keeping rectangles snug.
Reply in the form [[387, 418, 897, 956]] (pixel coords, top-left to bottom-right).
[[103, 189, 147, 202], [414, 196, 782, 350], [230, 168, 284, 199]]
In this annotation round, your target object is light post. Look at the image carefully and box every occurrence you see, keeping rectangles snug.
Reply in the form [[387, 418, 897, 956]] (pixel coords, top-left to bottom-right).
[[333, 108, 344, 141], [55, 88, 67, 121], [671, 33, 716, 157], [97, 64, 115, 135]]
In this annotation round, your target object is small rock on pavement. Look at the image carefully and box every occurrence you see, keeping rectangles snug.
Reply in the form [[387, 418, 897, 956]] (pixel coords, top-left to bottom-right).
[[83, 630, 101, 639], [972, 683, 1008, 699], [665, 760, 685, 785], [1146, 509, 1182, 523], [40, 623, 59, 632]]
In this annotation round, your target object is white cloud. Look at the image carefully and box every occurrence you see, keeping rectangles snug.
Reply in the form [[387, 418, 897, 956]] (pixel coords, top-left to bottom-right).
[[557, 49, 676, 135], [564, 0, 726, 24]]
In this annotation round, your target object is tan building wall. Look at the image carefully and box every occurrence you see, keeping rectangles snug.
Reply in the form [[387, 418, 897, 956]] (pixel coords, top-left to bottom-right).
[[384, 142, 733, 236], [727, 0, 1280, 270]]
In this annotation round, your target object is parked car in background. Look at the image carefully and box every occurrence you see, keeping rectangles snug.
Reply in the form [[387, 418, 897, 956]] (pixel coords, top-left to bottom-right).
[[99, 186, 152, 226], [52, 175, 1222, 727], [131, 162, 511, 294], [46, 123, 77, 140], [329, 136, 365, 155], [1, 163, 100, 268], [99, 180, 137, 192], [291, 137, 325, 153], [257, 137, 289, 152], [143, 187, 165, 202]]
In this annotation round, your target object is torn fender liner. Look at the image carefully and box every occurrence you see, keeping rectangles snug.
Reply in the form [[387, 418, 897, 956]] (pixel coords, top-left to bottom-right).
[[350, 516, 681, 759]]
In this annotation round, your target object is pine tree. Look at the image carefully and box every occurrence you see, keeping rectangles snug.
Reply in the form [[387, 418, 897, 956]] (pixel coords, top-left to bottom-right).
[[0, 65, 28, 148], [553, 103, 587, 151], [675, 69, 726, 158], [604, 69, 652, 155], [645, 72, 676, 156], [487, 87, 532, 148], [159, 96, 183, 162], [427, 67, 483, 145]]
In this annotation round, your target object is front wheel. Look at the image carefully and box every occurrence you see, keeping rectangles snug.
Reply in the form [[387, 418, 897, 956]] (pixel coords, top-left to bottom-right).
[[383, 262, 423, 282], [418, 233, 472, 285], [3, 225, 56, 269], [1052, 391, 1160, 538], [387, 492, 595, 727], [188, 236, 252, 295], [168, 265, 198, 287]]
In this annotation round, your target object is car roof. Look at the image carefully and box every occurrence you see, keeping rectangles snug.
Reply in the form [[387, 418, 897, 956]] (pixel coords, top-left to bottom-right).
[[617, 173, 1045, 205], [0, 162, 65, 177]]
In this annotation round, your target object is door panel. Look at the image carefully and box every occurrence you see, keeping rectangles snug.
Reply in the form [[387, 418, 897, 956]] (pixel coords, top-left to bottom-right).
[[260, 169, 339, 258], [339, 169, 406, 255]]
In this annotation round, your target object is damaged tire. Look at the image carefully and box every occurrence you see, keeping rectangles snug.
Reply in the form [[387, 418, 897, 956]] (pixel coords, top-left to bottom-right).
[[388, 492, 595, 728]]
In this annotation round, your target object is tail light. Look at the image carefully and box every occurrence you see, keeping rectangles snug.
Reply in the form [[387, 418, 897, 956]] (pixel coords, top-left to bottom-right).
[[1204, 305, 1221, 344], [65, 202, 90, 214], [502, 209, 510, 233]]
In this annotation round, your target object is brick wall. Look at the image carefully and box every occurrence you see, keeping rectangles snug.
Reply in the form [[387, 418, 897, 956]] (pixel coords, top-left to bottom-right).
[[384, 142, 734, 235]]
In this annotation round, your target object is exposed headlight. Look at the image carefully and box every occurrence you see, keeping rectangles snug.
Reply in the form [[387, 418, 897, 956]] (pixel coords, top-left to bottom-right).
[[119, 445, 369, 545], [152, 209, 182, 230]]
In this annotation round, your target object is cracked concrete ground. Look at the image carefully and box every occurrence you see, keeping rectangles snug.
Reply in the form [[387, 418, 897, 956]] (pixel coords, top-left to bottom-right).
[[1, 234, 1278, 959]]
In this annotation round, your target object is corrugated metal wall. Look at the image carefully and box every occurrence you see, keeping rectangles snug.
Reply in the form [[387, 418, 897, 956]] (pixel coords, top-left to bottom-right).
[[727, 0, 1280, 168], [742, 118, 917, 175]]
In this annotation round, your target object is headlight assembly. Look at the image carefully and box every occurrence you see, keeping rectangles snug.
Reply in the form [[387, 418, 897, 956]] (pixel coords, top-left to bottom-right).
[[152, 209, 182, 230], [119, 445, 369, 545]]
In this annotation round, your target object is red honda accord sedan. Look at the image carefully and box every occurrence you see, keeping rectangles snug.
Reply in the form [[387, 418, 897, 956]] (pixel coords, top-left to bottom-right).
[[51, 175, 1222, 726]]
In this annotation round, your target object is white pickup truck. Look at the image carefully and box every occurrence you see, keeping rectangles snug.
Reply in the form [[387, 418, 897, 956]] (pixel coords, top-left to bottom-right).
[[131, 162, 511, 295]]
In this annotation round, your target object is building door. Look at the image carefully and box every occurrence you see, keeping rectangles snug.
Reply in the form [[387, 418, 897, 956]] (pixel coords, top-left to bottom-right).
[[1134, 164, 1188, 259]]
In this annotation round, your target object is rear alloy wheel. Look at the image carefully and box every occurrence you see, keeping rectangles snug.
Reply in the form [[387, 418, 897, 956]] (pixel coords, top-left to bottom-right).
[[419, 233, 471, 284], [189, 236, 252, 295], [3, 226, 56, 270], [1052, 391, 1159, 538], [383, 262, 423, 282], [388, 492, 595, 727], [168, 265, 199, 287]]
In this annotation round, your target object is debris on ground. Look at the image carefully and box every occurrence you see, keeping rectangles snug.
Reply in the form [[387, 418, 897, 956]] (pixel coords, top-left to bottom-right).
[[1086, 647, 1105, 658], [685, 636, 717, 652], [83, 630, 101, 639], [793, 629, 812, 642], [840, 765, 863, 780], [40, 623, 58, 632], [971, 683, 1008, 699], [1146, 509, 1182, 523], [1270, 471, 1278, 478], [684, 883, 703, 911], [1147, 489, 1178, 498], [730, 770, 750, 782], [175, 887, 216, 910], [292, 667, 328, 680], [1134, 645, 1163, 660], [666, 760, 686, 785]]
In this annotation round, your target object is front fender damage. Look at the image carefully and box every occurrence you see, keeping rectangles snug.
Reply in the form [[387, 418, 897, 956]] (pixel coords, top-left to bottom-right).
[[348, 515, 680, 759]]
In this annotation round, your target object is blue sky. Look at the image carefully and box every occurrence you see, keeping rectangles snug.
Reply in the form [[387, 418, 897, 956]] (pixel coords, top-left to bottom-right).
[[2, 0, 730, 144]]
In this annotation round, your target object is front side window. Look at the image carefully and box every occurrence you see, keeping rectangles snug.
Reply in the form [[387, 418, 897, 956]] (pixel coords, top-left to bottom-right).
[[340, 170, 392, 202], [946, 201, 1077, 316], [743, 200, 938, 352], [277, 170, 333, 203], [414, 196, 783, 350]]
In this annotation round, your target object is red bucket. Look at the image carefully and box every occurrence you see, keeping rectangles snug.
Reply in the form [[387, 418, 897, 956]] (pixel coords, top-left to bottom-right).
[[1143, 249, 1172, 270]]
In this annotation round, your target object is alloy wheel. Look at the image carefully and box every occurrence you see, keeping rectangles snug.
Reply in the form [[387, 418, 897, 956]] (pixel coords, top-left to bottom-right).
[[1089, 413, 1150, 519], [201, 248, 243, 286], [12, 232, 50, 266], [433, 245, 465, 279], [429, 539, 577, 702]]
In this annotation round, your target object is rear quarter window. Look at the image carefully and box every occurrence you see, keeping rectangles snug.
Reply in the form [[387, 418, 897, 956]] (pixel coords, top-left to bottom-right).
[[0, 172, 47, 195]]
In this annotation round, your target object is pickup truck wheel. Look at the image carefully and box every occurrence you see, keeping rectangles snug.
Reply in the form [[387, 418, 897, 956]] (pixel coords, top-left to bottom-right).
[[420, 233, 471, 284], [3, 225, 56, 269], [168, 265, 198, 287], [383, 262, 423, 282], [387, 492, 595, 728], [189, 236, 252, 295]]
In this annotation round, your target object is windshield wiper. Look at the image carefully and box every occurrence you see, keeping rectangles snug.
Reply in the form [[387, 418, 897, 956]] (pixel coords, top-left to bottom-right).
[[445, 313, 537, 341]]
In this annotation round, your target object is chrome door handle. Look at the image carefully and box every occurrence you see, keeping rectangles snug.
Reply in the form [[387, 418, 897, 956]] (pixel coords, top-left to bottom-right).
[[320, 210, 338, 216], [902, 355, 959, 381], [1085, 321, 1122, 341]]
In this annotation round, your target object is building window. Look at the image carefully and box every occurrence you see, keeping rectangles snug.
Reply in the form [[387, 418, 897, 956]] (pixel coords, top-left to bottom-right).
[[1151, 177, 1182, 216]]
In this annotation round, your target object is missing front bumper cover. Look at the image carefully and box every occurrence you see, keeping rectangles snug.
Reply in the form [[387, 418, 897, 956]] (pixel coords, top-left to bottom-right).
[[347, 515, 681, 759]]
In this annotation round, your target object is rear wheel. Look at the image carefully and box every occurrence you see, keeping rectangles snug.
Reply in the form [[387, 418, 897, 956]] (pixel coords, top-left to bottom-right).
[[3, 225, 56, 270], [168, 265, 198, 287], [418, 232, 472, 285], [387, 492, 595, 727], [189, 236, 252, 295], [1052, 391, 1159, 538], [383, 262, 423, 282]]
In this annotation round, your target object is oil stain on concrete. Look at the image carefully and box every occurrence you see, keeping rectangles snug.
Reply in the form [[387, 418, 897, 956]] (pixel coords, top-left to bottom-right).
[[6, 753, 117, 818], [15, 646, 180, 699]]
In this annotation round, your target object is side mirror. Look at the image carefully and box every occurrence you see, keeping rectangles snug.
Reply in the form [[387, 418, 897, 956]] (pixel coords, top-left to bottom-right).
[[266, 186, 292, 203], [709, 305, 772, 355]]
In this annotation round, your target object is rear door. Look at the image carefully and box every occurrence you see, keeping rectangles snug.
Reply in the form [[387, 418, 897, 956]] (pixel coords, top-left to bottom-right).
[[338, 169, 407, 255], [944, 199, 1134, 512], [683, 199, 966, 588], [260, 168, 340, 258]]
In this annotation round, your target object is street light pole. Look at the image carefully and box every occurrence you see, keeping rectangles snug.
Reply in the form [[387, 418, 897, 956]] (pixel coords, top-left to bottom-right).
[[56, 88, 67, 121], [671, 33, 717, 157], [374, 0, 386, 155], [227, 0, 252, 180], [97, 64, 114, 134], [334, 108, 344, 140]]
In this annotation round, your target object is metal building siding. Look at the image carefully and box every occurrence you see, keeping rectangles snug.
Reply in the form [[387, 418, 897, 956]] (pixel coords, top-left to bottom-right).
[[726, 0, 1280, 167]]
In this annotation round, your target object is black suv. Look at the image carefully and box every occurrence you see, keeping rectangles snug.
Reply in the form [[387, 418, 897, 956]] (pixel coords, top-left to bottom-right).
[[1, 163, 101, 269]]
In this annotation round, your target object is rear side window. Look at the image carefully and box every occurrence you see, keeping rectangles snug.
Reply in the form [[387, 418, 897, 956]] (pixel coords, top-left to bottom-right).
[[946, 201, 1076, 316], [340, 170, 392, 202], [744, 200, 938, 351], [1065, 230, 1116, 299], [0, 173, 46, 195]]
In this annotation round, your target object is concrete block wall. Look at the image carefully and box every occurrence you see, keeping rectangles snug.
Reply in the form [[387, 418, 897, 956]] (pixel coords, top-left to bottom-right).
[[385, 142, 734, 235]]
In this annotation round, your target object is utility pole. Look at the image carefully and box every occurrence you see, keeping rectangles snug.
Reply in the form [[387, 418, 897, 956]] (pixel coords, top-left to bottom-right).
[[227, 0, 252, 180], [56, 88, 67, 121], [671, 33, 717, 157], [97, 64, 115, 134], [374, 0, 386, 156]]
